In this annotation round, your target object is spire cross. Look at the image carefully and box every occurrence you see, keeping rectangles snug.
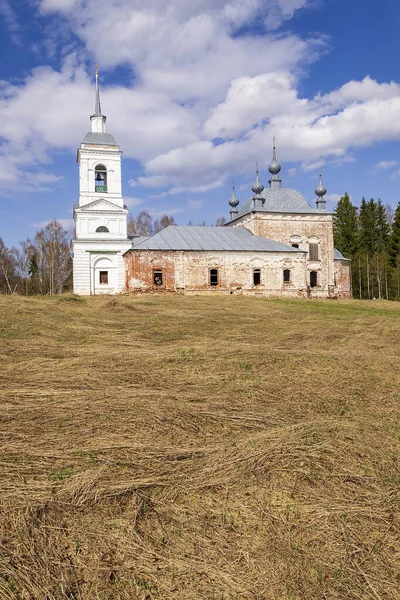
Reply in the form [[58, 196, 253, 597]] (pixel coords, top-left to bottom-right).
[[94, 64, 101, 115], [256, 162, 259, 178]]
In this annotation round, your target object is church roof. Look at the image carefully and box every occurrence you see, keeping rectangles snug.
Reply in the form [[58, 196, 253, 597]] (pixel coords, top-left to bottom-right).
[[127, 225, 305, 253], [334, 248, 351, 261], [82, 132, 118, 146], [236, 187, 326, 218]]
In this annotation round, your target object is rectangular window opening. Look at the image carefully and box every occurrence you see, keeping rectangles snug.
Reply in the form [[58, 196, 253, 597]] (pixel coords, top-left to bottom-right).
[[210, 268, 219, 286], [253, 269, 261, 286], [310, 271, 318, 287], [99, 271, 108, 285], [283, 269, 291, 283], [153, 270, 163, 286], [309, 243, 319, 261]]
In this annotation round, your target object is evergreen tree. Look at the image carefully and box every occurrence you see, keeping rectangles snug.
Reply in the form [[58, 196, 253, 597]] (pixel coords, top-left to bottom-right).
[[388, 201, 400, 268], [28, 254, 39, 277], [28, 254, 40, 294], [359, 197, 378, 254], [376, 200, 390, 253], [333, 193, 358, 257]]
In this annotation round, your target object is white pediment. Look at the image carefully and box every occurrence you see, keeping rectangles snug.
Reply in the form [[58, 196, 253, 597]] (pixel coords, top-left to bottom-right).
[[79, 199, 125, 212]]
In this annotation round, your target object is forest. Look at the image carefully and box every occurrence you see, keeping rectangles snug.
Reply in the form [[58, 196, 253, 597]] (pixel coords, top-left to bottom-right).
[[334, 195, 400, 299]]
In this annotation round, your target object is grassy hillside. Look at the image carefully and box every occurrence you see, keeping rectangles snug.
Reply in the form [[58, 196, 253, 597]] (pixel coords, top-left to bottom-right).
[[0, 295, 399, 600]]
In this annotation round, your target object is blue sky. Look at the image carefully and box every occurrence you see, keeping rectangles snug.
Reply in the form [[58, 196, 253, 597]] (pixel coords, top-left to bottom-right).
[[1, 0, 400, 246]]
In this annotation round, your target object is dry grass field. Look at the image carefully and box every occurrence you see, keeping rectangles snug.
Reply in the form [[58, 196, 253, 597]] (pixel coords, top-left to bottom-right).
[[0, 294, 399, 600]]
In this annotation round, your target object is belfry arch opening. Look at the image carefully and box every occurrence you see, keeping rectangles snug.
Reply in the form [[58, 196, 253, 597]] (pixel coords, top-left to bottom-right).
[[95, 164, 107, 192]]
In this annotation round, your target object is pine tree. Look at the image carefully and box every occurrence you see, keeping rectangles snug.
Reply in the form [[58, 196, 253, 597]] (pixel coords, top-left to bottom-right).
[[333, 193, 358, 257]]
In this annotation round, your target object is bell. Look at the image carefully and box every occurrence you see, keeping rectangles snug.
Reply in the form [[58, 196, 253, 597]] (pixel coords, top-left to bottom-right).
[[96, 172, 103, 182]]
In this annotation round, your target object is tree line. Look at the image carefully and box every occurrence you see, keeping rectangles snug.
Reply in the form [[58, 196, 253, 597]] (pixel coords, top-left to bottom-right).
[[0, 221, 72, 296], [127, 211, 227, 236], [334, 194, 400, 299], [0, 211, 228, 295]]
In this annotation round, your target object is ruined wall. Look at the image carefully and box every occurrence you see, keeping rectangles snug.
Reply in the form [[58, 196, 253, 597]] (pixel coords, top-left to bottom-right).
[[228, 212, 335, 297], [125, 249, 308, 296], [334, 259, 352, 298]]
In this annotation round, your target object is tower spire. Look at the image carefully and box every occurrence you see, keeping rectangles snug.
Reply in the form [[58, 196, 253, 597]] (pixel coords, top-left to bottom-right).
[[90, 65, 107, 133], [229, 180, 239, 220], [315, 171, 327, 210], [252, 162, 264, 209], [95, 64, 101, 115], [268, 137, 281, 189]]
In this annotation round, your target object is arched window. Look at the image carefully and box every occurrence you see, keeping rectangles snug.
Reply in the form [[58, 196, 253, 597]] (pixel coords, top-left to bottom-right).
[[96, 226, 109, 233], [291, 243, 299, 249], [283, 269, 291, 283], [95, 164, 107, 192], [253, 268, 261, 286]]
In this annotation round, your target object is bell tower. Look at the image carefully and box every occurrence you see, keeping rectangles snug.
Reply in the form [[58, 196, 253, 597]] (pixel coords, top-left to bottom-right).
[[72, 67, 131, 295]]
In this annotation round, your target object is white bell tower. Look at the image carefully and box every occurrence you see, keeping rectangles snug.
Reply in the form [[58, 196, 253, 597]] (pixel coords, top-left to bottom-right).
[[72, 67, 131, 295]]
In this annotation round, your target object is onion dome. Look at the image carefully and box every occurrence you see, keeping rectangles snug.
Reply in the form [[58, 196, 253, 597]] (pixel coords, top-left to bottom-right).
[[268, 137, 281, 175], [252, 163, 264, 194], [229, 183, 239, 208], [315, 172, 327, 198]]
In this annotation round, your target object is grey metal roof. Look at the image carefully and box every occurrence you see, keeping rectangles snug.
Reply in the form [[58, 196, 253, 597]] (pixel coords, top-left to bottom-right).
[[128, 226, 305, 253], [334, 248, 351, 260], [130, 235, 150, 245], [236, 187, 327, 217], [82, 132, 117, 146]]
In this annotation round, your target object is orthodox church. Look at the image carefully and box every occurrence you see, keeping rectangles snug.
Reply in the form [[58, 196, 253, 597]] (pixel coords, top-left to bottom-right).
[[73, 73, 351, 298]]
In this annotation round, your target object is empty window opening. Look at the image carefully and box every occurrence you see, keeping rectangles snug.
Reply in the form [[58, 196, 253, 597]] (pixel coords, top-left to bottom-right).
[[95, 164, 107, 192], [96, 226, 109, 233], [253, 269, 261, 286], [283, 269, 291, 283], [310, 271, 318, 287], [153, 270, 163, 286], [309, 243, 319, 261], [210, 268, 219, 286], [291, 243, 299, 248], [99, 271, 108, 285]]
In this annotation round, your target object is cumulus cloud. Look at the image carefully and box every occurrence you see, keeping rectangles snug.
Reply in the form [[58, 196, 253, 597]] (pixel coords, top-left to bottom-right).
[[377, 160, 397, 169], [1, 0, 400, 198]]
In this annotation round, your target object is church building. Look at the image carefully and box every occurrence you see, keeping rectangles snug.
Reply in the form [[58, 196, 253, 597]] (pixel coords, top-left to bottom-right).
[[73, 73, 351, 298]]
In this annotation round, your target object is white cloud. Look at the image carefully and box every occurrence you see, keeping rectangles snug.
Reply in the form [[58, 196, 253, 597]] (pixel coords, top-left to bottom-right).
[[31, 218, 74, 229], [325, 193, 342, 203], [124, 196, 144, 209], [377, 160, 397, 169], [0, 0, 21, 44], [187, 199, 204, 210], [1, 1, 400, 199]]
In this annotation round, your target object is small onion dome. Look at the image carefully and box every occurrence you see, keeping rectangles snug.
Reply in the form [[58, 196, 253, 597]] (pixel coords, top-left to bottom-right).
[[315, 172, 327, 197], [252, 163, 264, 194], [268, 138, 281, 175], [229, 184, 239, 208]]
